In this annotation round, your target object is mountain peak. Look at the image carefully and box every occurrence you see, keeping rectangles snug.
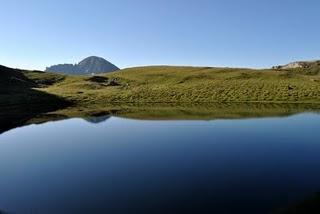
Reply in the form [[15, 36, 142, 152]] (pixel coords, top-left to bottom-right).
[[79, 56, 105, 63], [46, 56, 119, 75]]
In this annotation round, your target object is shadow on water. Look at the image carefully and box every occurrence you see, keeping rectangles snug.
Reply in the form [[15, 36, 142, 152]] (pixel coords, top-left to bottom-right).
[[273, 192, 320, 214], [1, 102, 320, 135], [0, 183, 318, 214], [0, 193, 319, 214]]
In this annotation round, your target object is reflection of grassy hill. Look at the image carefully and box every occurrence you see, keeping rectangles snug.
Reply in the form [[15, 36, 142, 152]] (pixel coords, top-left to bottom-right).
[[108, 103, 320, 120], [43, 66, 320, 104], [3, 103, 317, 134]]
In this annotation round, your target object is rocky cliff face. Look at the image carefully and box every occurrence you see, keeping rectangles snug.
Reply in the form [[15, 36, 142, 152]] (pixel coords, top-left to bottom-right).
[[46, 56, 120, 75]]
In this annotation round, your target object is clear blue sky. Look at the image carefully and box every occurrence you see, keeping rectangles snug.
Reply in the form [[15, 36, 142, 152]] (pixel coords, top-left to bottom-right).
[[1, 0, 320, 70]]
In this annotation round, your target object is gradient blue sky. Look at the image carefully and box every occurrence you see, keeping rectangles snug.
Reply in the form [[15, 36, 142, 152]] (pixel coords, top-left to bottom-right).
[[0, 0, 319, 70]]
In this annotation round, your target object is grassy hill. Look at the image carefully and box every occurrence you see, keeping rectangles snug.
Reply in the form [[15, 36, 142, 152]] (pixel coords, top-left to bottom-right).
[[41, 66, 320, 105], [2, 64, 320, 132], [0, 66, 70, 133], [0, 65, 66, 105], [3, 64, 320, 108]]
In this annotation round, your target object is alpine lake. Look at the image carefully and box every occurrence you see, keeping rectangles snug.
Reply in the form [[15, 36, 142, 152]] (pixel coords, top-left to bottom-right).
[[0, 103, 320, 214]]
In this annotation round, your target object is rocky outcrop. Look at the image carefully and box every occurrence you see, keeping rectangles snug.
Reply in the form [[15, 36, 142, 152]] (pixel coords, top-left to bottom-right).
[[272, 60, 320, 70]]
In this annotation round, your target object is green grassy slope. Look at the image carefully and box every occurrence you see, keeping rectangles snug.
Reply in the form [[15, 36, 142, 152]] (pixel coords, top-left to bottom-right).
[[43, 66, 320, 104]]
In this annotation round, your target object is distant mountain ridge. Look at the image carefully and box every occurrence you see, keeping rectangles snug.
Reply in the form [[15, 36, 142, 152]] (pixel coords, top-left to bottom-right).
[[46, 56, 119, 75]]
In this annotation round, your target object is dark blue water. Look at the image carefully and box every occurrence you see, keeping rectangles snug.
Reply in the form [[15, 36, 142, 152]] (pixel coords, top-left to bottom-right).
[[0, 113, 320, 213]]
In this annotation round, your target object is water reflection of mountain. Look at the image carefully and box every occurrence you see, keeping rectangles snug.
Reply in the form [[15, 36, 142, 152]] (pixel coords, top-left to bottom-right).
[[84, 115, 111, 124]]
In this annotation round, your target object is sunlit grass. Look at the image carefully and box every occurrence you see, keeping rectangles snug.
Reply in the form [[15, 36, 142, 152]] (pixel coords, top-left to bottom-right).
[[37, 66, 320, 104]]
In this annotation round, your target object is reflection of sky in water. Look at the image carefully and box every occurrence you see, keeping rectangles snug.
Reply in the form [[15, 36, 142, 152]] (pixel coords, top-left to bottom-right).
[[0, 114, 320, 214]]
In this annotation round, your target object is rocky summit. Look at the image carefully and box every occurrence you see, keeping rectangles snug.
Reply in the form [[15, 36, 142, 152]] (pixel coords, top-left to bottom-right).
[[46, 56, 119, 75]]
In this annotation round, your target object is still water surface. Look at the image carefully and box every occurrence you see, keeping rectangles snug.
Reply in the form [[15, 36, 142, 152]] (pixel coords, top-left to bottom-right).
[[0, 113, 320, 213]]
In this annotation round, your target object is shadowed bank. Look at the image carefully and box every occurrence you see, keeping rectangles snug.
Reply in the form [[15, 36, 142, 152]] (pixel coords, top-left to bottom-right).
[[0, 65, 70, 134]]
